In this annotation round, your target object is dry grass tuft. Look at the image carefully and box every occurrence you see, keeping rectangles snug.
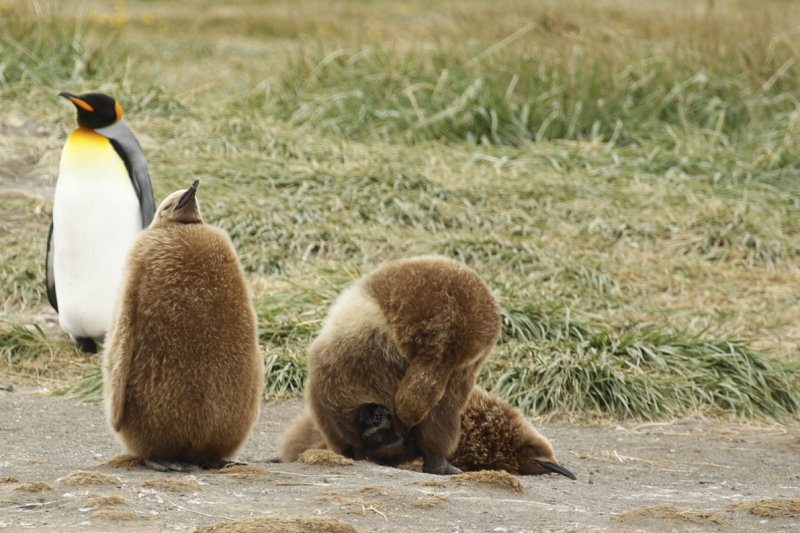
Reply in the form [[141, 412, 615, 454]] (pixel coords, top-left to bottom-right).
[[312, 491, 392, 517], [729, 498, 800, 518], [0, 477, 19, 483], [194, 515, 360, 533], [89, 507, 151, 521], [452, 470, 525, 494], [217, 464, 269, 479], [13, 481, 53, 493], [611, 504, 728, 525], [105, 454, 143, 469], [60, 472, 121, 485], [142, 477, 202, 492], [298, 449, 354, 466], [418, 479, 446, 488], [84, 494, 129, 508], [414, 493, 449, 508]]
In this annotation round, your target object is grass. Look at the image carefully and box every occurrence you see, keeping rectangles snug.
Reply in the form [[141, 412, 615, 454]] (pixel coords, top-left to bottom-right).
[[1, 0, 799, 421]]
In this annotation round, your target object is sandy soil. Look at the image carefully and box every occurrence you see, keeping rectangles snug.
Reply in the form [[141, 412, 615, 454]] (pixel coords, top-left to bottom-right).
[[1, 388, 799, 532]]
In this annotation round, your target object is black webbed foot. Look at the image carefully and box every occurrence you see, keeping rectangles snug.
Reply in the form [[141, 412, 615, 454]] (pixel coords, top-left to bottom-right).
[[144, 459, 191, 472], [423, 454, 462, 475], [75, 337, 97, 355]]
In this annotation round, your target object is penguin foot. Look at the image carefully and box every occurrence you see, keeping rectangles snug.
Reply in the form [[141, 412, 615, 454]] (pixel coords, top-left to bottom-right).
[[422, 454, 463, 475], [201, 459, 246, 470], [75, 337, 98, 355], [144, 459, 191, 472]]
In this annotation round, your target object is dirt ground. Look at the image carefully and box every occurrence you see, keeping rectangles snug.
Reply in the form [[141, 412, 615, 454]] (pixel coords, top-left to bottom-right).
[[1, 388, 799, 532]]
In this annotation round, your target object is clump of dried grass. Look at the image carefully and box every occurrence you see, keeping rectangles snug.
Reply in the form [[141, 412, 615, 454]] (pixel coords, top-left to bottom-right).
[[298, 449, 354, 466], [104, 455, 142, 469], [195, 515, 360, 533], [611, 504, 728, 525], [729, 498, 800, 518], [60, 472, 121, 486], [452, 470, 524, 494], [142, 477, 202, 492], [83, 494, 129, 508], [89, 508, 151, 521], [13, 481, 53, 493], [217, 464, 269, 479]]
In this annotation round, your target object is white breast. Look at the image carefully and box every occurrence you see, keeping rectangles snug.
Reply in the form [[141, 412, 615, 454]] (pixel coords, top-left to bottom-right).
[[52, 129, 142, 341]]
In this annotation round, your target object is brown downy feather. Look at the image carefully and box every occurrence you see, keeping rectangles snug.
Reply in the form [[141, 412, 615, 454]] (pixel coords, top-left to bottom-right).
[[282, 387, 576, 479], [304, 256, 501, 474], [103, 181, 263, 465], [450, 387, 575, 478]]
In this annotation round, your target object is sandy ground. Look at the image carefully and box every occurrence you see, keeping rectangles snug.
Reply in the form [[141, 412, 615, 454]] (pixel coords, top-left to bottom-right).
[[1, 388, 799, 532]]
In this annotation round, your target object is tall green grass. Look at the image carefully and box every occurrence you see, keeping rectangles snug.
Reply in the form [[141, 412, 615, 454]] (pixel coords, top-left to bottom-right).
[[484, 317, 800, 422], [0, 2, 115, 87], [268, 41, 799, 149]]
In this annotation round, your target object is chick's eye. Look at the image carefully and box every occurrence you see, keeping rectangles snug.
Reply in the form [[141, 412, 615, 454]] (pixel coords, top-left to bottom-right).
[[164, 203, 174, 210]]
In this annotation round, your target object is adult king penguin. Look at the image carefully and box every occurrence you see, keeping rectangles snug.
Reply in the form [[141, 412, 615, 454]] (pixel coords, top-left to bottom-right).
[[46, 91, 155, 354]]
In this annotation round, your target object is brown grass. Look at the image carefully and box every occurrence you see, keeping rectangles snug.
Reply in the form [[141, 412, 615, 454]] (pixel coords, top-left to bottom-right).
[[312, 491, 393, 518], [89, 507, 151, 521], [194, 515, 360, 533], [611, 504, 728, 525], [414, 493, 449, 509], [83, 494, 129, 508], [0, 476, 19, 483], [452, 470, 525, 494], [13, 481, 53, 492], [142, 477, 202, 492], [60, 472, 121, 485], [105, 454, 143, 469], [298, 449, 354, 466], [729, 498, 800, 518], [217, 464, 270, 479]]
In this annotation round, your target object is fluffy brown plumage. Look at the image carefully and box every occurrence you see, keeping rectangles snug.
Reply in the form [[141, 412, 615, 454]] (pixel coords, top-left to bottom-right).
[[103, 180, 263, 469], [450, 387, 575, 479], [282, 387, 575, 479], [304, 256, 501, 474]]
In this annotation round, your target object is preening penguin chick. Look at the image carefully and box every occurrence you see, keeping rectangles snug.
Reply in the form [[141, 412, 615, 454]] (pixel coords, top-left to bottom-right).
[[47, 91, 155, 354], [103, 180, 263, 471], [281, 388, 576, 480], [450, 387, 576, 479], [305, 256, 501, 474]]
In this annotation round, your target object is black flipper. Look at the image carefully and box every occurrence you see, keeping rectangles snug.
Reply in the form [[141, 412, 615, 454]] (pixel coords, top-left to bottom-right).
[[109, 138, 155, 228], [45, 221, 58, 311]]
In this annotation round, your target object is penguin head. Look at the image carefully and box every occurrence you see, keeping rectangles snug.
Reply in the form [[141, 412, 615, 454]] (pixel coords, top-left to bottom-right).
[[152, 180, 203, 227], [518, 443, 577, 480], [59, 91, 123, 129]]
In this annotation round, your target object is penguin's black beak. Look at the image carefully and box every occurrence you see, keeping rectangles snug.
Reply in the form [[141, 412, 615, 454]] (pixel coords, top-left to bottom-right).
[[536, 460, 577, 480], [175, 179, 200, 211], [58, 91, 94, 113]]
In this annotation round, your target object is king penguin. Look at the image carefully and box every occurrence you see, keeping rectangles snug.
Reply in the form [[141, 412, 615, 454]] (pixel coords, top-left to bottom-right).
[[46, 91, 155, 354]]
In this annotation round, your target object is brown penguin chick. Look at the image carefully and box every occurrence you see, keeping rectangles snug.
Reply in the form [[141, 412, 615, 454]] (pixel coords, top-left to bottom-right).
[[305, 256, 501, 474], [102, 180, 263, 471], [449, 387, 576, 479], [281, 389, 575, 480], [279, 408, 328, 463]]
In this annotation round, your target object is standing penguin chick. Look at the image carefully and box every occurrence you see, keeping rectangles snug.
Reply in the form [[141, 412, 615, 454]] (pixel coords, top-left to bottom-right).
[[305, 256, 501, 474], [449, 387, 576, 479], [47, 91, 155, 353], [103, 180, 262, 471]]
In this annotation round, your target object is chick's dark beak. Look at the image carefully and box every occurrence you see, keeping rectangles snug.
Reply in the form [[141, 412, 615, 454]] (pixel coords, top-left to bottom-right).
[[537, 460, 577, 480], [175, 179, 200, 210]]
